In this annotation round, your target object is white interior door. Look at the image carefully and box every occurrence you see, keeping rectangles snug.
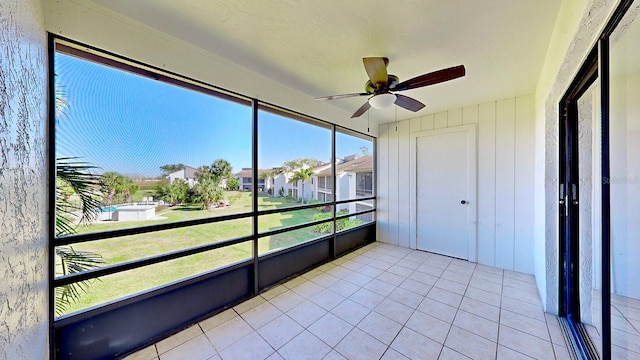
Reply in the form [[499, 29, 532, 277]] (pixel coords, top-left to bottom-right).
[[416, 128, 473, 259]]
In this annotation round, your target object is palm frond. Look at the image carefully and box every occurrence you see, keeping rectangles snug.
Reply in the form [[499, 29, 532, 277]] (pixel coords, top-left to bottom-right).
[[54, 246, 105, 316]]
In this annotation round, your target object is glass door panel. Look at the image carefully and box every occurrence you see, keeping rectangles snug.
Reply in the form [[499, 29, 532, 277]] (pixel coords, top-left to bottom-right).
[[609, 7, 640, 357]]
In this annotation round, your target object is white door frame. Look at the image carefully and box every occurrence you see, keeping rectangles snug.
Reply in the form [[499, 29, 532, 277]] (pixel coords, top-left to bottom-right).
[[409, 124, 477, 262]]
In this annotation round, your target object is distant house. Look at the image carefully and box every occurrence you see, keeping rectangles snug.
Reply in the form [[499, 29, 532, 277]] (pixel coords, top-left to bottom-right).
[[234, 168, 266, 191], [314, 154, 373, 221], [166, 166, 199, 187]]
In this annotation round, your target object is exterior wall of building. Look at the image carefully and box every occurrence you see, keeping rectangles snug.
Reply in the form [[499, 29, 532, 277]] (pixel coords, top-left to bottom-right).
[[0, 0, 49, 357]]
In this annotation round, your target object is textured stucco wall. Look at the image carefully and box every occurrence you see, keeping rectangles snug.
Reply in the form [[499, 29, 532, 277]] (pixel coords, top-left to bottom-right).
[[533, 0, 618, 313], [0, 0, 48, 359]]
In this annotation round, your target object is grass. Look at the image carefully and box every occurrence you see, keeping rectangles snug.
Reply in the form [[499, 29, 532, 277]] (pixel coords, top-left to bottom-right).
[[60, 192, 331, 315]]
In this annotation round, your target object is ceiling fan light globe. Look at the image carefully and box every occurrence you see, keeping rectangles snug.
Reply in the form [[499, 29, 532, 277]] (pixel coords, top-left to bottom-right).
[[369, 93, 396, 109]]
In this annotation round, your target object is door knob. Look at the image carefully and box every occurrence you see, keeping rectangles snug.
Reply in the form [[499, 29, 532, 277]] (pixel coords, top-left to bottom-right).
[[461, 200, 467, 204]]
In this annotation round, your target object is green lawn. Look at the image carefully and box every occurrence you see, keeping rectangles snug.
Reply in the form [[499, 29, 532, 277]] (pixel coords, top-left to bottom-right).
[[60, 192, 329, 315]]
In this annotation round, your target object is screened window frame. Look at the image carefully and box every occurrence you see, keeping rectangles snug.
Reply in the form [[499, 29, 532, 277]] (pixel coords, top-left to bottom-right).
[[49, 35, 377, 320]]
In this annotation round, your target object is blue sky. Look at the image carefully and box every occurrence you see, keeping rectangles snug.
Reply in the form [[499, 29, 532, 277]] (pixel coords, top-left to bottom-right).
[[55, 53, 372, 178]]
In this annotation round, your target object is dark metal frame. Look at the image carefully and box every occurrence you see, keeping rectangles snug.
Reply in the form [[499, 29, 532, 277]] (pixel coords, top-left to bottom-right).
[[49, 35, 377, 359], [558, 1, 636, 359]]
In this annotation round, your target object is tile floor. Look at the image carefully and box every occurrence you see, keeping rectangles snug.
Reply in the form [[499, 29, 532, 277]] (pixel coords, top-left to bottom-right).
[[585, 290, 640, 358], [124, 242, 571, 360]]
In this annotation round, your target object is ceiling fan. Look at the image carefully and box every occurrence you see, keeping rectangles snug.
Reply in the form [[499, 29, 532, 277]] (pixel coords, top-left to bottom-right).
[[315, 57, 466, 118]]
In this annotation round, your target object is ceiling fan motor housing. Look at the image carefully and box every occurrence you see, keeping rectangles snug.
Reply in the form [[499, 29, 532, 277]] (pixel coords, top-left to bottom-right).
[[365, 74, 399, 93]]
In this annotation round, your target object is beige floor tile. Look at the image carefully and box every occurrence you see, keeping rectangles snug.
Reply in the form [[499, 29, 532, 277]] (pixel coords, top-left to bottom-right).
[[311, 273, 340, 288], [308, 312, 353, 347], [310, 288, 345, 311], [359, 265, 385, 278], [498, 325, 555, 359], [471, 272, 504, 288], [364, 278, 398, 297], [390, 327, 443, 360], [464, 286, 501, 307], [330, 280, 361, 298], [475, 264, 504, 276], [269, 290, 306, 312], [411, 270, 439, 286], [218, 332, 273, 360], [500, 309, 549, 341], [502, 284, 541, 307], [242, 301, 283, 330], [341, 260, 364, 271], [278, 330, 331, 360], [331, 298, 371, 325], [459, 297, 500, 322], [156, 325, 203, 355], [257, 314, 304, 349], [453, 310, 498, 342], [503, 270, 535, 284], [469, 276, 503, 294], [159, 334, 216, 360], [292, 280, 325, 299], [406, 309, 451, 344], [438, 346, 472, 360], [375, 297, 415, 324], [204, 316, 254, 352], [283, 276, 307, 289], [233, 295, 265, 314], [399, 278, 431, 297], [335, 328, 387, 360], [427, 287, 463, 308], [496, 345, 534, 359], [440, 270, 472, 286], [380, 348, 411, 360], [261, 285, 289, 300], [416, 264, 445, 278], [445, 326, 496, 360], [343, 271, 374, 287], [552, 344, 572, 360], [434, 278, 467, 295], [199, 308, 237, 332], [287, 300, 327, 327], [122, 345, 158, 360], [377, 271, 406, 286], [357, 311, 403, 345], [388, 264, 415, 277], [417, 297, 458, 324], [388, 287, 424, 309], [350, 288, 386, 309], [323, 350, 347, 360], [500, 297, 546, 322]]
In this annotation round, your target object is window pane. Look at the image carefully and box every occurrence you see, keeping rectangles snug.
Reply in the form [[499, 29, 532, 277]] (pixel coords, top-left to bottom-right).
[[259, 224, 332, 255], [336, 200, 375, 232], [258, 207, 329, 234], [55, 241, 252, 317], [55, 219, 252, 275], [257, 106, 332, 209], [335, 129, 374, 201], [609, 10, 640, 357], [54, 50, 252, 238]]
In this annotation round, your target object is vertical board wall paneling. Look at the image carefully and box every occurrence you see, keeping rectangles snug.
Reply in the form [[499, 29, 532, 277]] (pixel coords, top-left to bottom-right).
[[495, 98, 516, 269], [463, 105, 479, 125], [514, 95, 535, 273], [409, 117, 422, 249], [397, 120, 412, 248], [388, 121, 400, 246], [448, 108, 463, 127], [434, 112, 448, 129], [421, 114, 434, 131], [477, 102, 497, 266], [377, 123, 391, 244]]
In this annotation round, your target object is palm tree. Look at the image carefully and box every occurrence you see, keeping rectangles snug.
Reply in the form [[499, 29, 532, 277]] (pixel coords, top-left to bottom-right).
[[55, 158, 106, 316], [54, 80, 105, 316], [194, 176, 224, 210], [101, 171, 126, 206], [289, 168, 315, 204]]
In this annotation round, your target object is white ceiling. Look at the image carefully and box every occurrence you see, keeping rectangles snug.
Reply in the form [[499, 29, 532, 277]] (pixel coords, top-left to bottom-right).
[[89, 0, 561, 124]]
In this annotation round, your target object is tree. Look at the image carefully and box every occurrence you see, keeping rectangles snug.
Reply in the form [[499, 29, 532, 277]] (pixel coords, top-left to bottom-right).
[[54, 80, 105, 316], [101, 171, 127, 206], [211, 159, 233, 180], [166, 179, 189, 205], [194, 176, 224, 210], [159, 163, 185, 176], [282, 158, 322, 172], [226, 177, 240, 191], [289, 168, 315, 204], [121, 177, 139, 204], [55, 158, 106, 316]]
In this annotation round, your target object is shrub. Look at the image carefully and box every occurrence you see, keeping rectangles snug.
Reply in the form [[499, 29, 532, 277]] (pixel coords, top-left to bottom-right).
[[312, 212, 332, 233]]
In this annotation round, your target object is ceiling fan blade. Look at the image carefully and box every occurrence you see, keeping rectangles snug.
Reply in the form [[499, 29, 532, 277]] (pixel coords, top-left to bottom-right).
[[351, 101, 371, 118], [392, 65, 465, 91], [363, 57, 389, 88], [394, 94, 426, 112], [315, 92, 369, 101]]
